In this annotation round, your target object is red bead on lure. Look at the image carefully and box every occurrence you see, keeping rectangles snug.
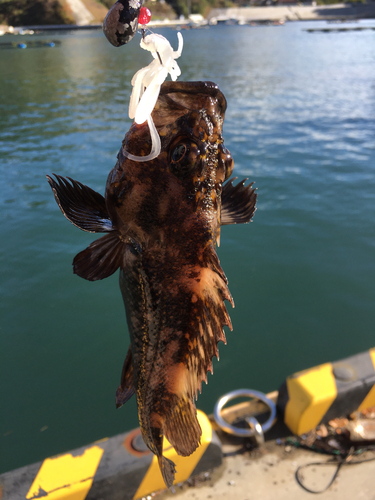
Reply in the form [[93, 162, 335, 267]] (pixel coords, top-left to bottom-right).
[[139, 6, 152, 25]]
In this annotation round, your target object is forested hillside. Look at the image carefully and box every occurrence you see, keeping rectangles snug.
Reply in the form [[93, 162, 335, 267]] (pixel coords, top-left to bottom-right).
[[0, 0, 73, 26], [0, 0, 234, 27]]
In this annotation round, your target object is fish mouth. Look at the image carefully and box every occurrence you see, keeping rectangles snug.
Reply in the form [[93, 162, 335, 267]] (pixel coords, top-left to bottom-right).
[[159, 81, 227, 114]]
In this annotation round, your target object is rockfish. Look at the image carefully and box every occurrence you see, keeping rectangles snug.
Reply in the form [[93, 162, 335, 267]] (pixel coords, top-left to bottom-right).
[[47, 81, 257, 487]]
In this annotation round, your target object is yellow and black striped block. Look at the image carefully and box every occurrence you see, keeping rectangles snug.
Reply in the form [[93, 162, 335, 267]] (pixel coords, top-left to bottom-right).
[[0, 410, 222, 500], [277, 347, 375, 435]]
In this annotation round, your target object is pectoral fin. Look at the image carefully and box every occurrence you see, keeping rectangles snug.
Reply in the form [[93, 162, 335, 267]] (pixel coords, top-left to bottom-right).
[[116, 346, 135, 408], [221, 177, 257, 225], [73, 232, 124, 281], [46, 174, 115, 232]]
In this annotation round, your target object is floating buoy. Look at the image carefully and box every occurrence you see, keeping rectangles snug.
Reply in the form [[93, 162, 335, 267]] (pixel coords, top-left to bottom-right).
[[0, 40, 59, 50]]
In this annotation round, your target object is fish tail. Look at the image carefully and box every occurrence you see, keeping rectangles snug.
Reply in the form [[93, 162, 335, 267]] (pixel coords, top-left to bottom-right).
[[148, 424, 177, 488], [158, 455, 177, 489], [164, 397, 202, 457]]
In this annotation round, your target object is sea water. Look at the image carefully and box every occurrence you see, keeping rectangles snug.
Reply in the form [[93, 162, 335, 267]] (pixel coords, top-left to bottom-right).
[[1, 21, 375, 473]]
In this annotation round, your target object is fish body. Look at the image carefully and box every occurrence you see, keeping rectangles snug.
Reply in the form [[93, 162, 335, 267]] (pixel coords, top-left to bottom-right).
[[47, 81, 256, 487]]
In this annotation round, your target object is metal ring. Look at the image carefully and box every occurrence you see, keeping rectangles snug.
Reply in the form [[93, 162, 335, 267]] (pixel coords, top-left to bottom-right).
[[213, 389, 277, 438], [245, 416, 265, 446]]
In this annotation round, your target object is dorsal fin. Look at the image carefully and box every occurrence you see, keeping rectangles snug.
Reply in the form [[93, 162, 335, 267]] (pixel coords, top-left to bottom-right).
[[160, 246, 232, 466], [221, 177, 257, 225], [162, 244, 233, 405], [46, 174, 115, 233], [186, 248, 233, 392]]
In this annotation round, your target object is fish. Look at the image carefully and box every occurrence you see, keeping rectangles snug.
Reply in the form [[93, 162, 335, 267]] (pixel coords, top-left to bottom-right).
[[47, 80, 257, 487]]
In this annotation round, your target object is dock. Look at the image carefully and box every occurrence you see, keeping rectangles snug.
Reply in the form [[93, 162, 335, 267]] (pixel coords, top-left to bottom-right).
[[2, 395, 375, 500], [207, 3, 375, 23], [305, 25, 375, 32]]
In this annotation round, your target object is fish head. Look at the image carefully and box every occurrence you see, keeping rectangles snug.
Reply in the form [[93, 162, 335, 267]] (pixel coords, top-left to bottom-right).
[[108, 81, 234, 243], [159, 81, 234, 202]]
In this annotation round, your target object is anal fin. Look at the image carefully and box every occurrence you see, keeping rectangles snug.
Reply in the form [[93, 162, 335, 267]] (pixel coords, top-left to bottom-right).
[[116, 346, 135, 408]]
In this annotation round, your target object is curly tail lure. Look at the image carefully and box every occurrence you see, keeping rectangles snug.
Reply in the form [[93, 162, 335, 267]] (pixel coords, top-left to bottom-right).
[[103, 0, 183, 162]]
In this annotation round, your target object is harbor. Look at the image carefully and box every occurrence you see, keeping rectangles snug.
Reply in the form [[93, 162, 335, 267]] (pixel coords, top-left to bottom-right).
[[1, 2, 375, 34], [207, 3, 375, 23], [1, 5, 375, 499]]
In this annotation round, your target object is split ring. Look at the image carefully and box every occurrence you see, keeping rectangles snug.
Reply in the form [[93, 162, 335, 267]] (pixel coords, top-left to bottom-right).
[[213, 389, 276, 438]]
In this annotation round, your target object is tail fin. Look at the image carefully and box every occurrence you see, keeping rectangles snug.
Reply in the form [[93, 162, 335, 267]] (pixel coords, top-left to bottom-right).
[[158, 455, 177, 489], [164, 397, 202, 457]]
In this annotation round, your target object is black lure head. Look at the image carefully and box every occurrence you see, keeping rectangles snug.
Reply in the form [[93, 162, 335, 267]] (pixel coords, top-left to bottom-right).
[[103, 0, 143, 47]]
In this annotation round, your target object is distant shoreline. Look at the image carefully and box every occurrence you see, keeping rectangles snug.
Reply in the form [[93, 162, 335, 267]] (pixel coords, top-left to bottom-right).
[[207, 3, 375, 23], [4, 2, 375, 33]]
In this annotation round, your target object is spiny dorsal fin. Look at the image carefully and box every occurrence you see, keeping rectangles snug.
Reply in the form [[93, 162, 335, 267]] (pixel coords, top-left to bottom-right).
[[165, 246, 233, 408], [116, 346, 135, 408], [46, 174, 115, 233], [189, 247, 233, 397], [73, 232, 124, 281], [221, 177, 257, 225]]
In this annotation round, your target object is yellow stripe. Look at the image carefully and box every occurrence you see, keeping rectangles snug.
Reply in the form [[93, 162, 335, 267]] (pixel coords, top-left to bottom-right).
[[284, 363, 337, 435], [133, 410, 212, 499], [26, 446, 104, 500], [357, 348, 375, 411]]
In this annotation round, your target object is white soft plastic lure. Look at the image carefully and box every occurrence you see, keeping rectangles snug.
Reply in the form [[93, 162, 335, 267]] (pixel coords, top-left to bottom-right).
[[124, 32, 183, 162]]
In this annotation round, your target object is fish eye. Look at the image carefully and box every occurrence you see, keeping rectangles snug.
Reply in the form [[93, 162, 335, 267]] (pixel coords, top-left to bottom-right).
[[171, 143, 188, 163], [219, 144, 234, 180], [169, 140, 200, 178]]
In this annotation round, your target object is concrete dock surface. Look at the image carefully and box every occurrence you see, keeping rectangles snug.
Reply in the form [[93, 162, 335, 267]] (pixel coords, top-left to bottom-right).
[[151, 394, 375, 500], [156, 437, 375, 500]]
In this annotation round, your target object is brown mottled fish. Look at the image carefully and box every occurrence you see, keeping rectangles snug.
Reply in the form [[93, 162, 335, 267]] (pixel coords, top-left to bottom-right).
[[47, 81, 257, 487]]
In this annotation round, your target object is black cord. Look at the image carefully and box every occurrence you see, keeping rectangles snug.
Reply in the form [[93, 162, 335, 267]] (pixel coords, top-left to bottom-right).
[[295, 459, 344, 494], [295, 448, 375, 494]]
